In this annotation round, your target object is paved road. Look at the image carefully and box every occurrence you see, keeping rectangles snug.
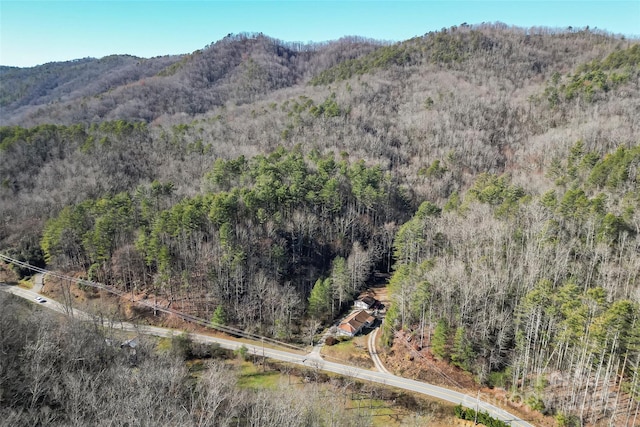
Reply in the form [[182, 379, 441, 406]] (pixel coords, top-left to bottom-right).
[[33, 273, 44, 292], [2, 283, 93, 320], [1, 283, 534, 427]]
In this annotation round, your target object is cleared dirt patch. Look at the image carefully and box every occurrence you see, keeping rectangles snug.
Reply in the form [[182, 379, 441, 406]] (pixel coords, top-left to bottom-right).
[[0, 262, 19, 284], [380, 330, 555, 427]]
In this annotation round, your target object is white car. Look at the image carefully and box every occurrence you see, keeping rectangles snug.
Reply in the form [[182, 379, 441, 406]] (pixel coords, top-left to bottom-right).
[[34, 296, 46, 303]]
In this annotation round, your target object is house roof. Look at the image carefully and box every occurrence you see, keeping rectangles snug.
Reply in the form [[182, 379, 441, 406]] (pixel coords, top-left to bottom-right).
[[338, 310, 375, 334], [358, 296, 377, 307], [338, 322, 357, 334]]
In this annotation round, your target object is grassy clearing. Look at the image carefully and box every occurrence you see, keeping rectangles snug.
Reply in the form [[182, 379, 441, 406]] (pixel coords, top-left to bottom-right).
[[231, 358, 457, 426], [155, 336, 173, 353], [236, 361, 282, 390], [18, 279, 33, 289], [321, 334, 374, 368]]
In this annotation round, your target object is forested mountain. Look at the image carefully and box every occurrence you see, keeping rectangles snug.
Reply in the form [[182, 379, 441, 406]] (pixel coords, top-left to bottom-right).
[[1, 24, 639, 425], [1, 33, 382, 125], [0, 54, 183, 121]]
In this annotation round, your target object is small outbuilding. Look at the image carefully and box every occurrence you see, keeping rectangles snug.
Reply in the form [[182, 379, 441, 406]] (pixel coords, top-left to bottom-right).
[[354, 296, 378, 310]]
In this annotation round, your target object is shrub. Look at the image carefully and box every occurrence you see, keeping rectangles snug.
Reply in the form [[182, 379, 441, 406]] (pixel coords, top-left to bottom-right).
[[325, 336, 338, 346], [234, 345, 249, 361]]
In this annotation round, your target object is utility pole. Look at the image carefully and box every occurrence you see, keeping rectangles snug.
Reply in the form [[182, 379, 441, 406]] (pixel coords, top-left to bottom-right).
[[475, 389, 480, 425], [420, 301, 425, 348]]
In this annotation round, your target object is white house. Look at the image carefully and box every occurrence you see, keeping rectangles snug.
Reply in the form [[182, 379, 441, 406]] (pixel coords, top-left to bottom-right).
[[354, 295, 377, 310]]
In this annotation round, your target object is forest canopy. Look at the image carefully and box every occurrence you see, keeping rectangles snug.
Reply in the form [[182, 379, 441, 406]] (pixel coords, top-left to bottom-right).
[[1, 24, 639, 426]]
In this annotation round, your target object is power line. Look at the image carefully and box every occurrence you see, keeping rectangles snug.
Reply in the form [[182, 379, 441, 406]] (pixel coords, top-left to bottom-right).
[[0, 253, 305, 352], [0, 253, 369, 366]]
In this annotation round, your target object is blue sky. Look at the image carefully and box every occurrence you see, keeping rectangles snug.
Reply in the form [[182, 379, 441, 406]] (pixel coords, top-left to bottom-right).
[[1, 1, 639, 67]]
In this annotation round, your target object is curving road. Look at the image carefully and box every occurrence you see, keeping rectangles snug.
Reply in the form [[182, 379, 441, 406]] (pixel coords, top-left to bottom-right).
[[368, 326, 390, 374], [1, 283, 534, 426]]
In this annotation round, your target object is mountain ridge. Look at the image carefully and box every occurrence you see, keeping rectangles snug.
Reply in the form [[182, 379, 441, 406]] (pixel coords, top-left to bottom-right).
[[1, 24, 639, 426], [1, 32, 385, 126], [3, 25, 632, 127]]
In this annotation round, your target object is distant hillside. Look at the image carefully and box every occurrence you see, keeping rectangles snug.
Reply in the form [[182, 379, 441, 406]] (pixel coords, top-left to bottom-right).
[[3, 27, 632, 127], [0, 55, 182, 119], [1, 33, 383, 126]]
